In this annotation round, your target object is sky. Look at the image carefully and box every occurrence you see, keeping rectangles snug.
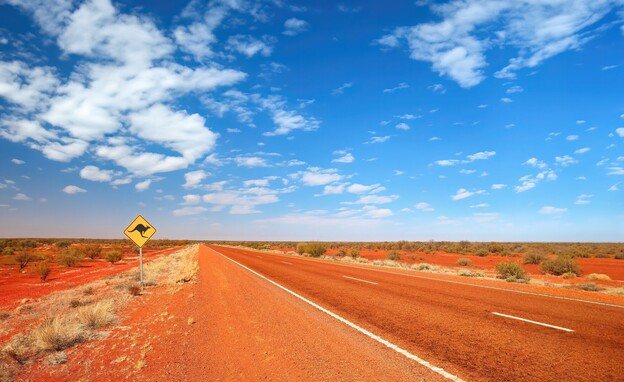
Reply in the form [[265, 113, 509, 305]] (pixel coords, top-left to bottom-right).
[[0, 0, 623, 241]]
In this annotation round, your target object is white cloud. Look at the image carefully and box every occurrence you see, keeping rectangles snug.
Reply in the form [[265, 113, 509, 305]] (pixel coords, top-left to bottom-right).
[[13, 193, 32, 201], [451, 188, 485, 201], [111, 178, 132, 186], [182, 194, 201, 205], [607, 166, 624, 175], [332, 82, 353, 95], [353, 195, 398, 204], [429, 83, 447, 94], [11, 159, 25, 165], [566, 135, 579, 141], [322, 184, 347, 195], [491, 184, 507, 190], [415, 202, 434, 212], [79, 165, 114, 182], [366, 136, 390, 144], [459, 169, 477, 174], [135, 179, 152, 192], [608, 183, 620, 191], [226, 34, 274, 57], [539, 206, 567, 215], [62, 185, 86, 195], [615, 127, 624, 137], [383, 82, 409, 93], [235, 156, 269, 167], [294, 167, 344, 186], [574, 194, 593, 205], [243, 179, 270, 187], [396, 122, 410, 130], [377, 1, 619, 87], [574, 147, 591, 154], [183, 170, 208, 189], [429, 136, 441, 141], [515, 170, 557, 192], [283, 17, 308, 36], [500, 97, 513, 103], [363, 206, 393, 218], [332, 152, 355, 163], [524, 157, 547, 169], [506, 85, 523, 94], [203, 190, 279, 214], [435, 159, 460, 166], [555, 155, 578, 167], [347, 183, 384, 194], [470, 203, 489, 208], [172, 206, 208, 216]]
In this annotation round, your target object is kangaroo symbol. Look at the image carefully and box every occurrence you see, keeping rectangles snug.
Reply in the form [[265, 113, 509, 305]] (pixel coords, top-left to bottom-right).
[[128, 224, 151, 238]]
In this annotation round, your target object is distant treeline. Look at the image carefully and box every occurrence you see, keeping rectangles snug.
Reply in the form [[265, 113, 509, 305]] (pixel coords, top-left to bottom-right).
[[211, 240, 624, 259], [0, 238, 199, 250]]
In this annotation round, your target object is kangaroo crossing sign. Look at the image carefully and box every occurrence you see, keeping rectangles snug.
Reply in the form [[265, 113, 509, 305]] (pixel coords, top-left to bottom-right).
[[124, 215, 156, 248]]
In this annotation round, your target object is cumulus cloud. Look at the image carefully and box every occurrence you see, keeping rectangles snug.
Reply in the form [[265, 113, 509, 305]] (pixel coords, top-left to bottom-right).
[[415, 202, 434, 212], [62, 185, 86, 194], [283, 17, 308, 36], [555, 155, 578, 167], [135, 179, 152, 192], [451, 188, 486, 201], [203, 190, 279, 214], [332, 151, 355, 163], [292, 167, 344, 186], [347, 183, 384, 194], [376, 1, 619, 87], [234, 156, 269, 167], [183, 170, 208, 189], [226, 34, 274, 57], [13, 193, 32, 201], [574, 194, 593, 205], [365, 136, 391, 144], [396, 122, 410, 130], [491, 183, 507, 190], [172, 206, 208, 216], [11, 159, 25, 165], [574, 147, 591, 154], [79, 165, 114, 182], [353, 195, 398, 204], [539, 206, 567, 215]]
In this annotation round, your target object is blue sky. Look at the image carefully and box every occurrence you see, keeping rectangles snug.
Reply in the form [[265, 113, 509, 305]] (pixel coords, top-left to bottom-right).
[[0, 0, 623, 241]]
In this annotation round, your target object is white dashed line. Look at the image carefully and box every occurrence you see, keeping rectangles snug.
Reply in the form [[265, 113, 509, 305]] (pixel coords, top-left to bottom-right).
[[492, 312, 574, 332], [342, 275, 379, 285]]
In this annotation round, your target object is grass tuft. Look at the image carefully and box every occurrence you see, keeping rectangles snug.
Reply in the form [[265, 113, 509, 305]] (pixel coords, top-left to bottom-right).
[[586, 273, 611, 281], [34, 317, 85, 351], [77, 300, 116, 330]]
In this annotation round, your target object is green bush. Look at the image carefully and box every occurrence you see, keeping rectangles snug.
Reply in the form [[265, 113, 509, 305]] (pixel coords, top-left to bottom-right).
[[2, 247, 16, 256], [104, 250, 123, 265], [296, 242, 326, 257], [387, 250, 401, 261], [36, 262, 51, 282], [18, 240, 38, 249], [495, 261, 529, 282], [541, 256, 581, 276], [614, 252, 624, 260], [58, 249, 82, 267], [55, 240, 71, 249], [350, 248, 360, 258], [15, 252, 33, 269], [457, 258, 471, 266], [337, 249, 346, 256], [523, 251, 545, 264], [473, 248, 489, 257], [81, 244, 102, 260]]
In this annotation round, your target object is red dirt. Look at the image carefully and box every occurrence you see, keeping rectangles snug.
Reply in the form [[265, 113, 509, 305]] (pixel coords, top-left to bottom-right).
[[273, 246, 624, 285], [0, 246, 182, 310]]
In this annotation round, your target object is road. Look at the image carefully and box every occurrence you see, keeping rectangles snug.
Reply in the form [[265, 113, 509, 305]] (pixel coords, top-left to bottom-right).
[[197, 246, 624, 381]]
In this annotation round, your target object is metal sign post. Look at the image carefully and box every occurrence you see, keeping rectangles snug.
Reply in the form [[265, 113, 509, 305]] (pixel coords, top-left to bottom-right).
[[123, 215, 156, 291]]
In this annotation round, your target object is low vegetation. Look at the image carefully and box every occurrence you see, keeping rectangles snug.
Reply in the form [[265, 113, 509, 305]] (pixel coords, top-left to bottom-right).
[[457, 258, 471, 266], [387, 250, 401, 260], [15, 252, 33, 269], [495, 261, 529, 282], [541, 256, 582, 276], [81, 244, 102, 260], [523, 251, 546, 264], [296, 242, 326, 257], [36, 262, 51, 282], [58, 249, 82, 267], [104, 250, 123, 265], [586, 273, 611, 281]]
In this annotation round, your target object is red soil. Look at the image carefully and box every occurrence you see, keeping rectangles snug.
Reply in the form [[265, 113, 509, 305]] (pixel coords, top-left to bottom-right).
[[273, 246, 624, 285], [0, 246, 181, 310]]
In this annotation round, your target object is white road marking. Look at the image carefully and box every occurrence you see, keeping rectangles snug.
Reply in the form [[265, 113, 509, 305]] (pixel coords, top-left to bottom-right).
[[211, 248, 464, 382], [492, 312, 574, 332], [230, 249, 623, 309], [342, 275, 378, 285], [281, 261, 293, 265]]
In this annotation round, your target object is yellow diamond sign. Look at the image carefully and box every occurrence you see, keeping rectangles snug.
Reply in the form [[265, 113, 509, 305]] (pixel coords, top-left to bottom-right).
[[123, 215, 156, 248]]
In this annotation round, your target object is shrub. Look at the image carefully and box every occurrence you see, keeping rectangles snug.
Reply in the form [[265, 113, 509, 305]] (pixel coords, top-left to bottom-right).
[[523, 251, 545, 264], [574, 283, 604, 292], [594, 253, 610, 259], [81, 244, 102, 260], [104, 250, 123, 265], [3, 334, 32, 364], [77, 300, 115, 330], [495, 261, 529, 282], [55, 240, 71, 249], [615, 252, 624, 260], [15, 252, 33, 269], [473, 248, 489, 257], [34, 317, 85, 351], [562, 272, 577, 279], [586, 273, 611, 281], [58, 249, 82, 267], [457, 258, 471, 266], [296, 242, 326, 257], [387, 250, 401, 260], [36, 262, 51, 282], [337, 249, 346, 256], [541, 256, 581, 276], [18, 240, 38, 249], [350, 248, 360, 258], [2, 247, 15, 256]]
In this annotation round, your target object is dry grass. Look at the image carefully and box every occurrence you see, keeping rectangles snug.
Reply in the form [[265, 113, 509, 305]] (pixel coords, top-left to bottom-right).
[[77, 300, 116, 330], [34, 316, 86, 351], [3, 334, 33, 364], [144, 245, 199, 285], [586, 273, 611, 281]]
